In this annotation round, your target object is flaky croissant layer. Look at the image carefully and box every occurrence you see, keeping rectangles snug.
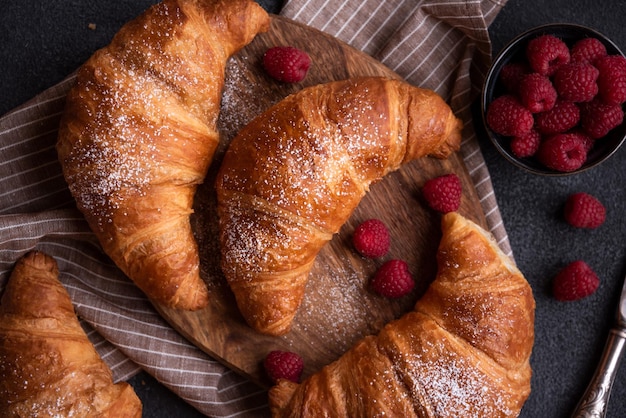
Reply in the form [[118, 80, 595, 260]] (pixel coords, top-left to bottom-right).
[[269, 212, 535, 417], [56, 0, 270, 310], [0, 252, 142, 417], [216, 76, 462, 335]]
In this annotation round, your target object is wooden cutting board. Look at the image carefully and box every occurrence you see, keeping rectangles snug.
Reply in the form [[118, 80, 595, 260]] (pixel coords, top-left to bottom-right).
[[155, 15, 487, 388]]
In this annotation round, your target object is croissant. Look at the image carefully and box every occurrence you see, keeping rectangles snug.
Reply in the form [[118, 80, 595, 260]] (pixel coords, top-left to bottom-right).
[[0, 251, 143, 417], [215, 76, 462, 335], [269, 212, 535, 417], [56, 0, 270, 310]]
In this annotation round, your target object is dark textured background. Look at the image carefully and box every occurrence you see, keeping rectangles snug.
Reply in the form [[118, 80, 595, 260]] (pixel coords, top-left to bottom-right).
[[2, 1, 625, 417]]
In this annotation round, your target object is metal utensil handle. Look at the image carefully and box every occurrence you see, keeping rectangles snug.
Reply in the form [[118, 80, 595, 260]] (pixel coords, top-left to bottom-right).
[[572, 328, 626, 418]]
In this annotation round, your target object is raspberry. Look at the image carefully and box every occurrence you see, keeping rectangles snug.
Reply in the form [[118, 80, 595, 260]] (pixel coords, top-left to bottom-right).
[[535, 99, 580, 135], [518, 73, 557, 112], [537, 132, 587, 172], [352, 219, 390, 258], [422, 173, 462, 213], [526, 34, 570, 76], [262, 46, 311, 83], [552, 260, 600, 301], [569, 130, 595, 152], [370, 259, 415, 298], [486, 95, 534, 137], [499, 62, 528, 93], [511, 129, 541, 158], [553, 62, 599, 102], [570, 37, 607, 64], [580, 99, 624, 138], [564, 192, 606, 229], [595, 54, 626, 105], [264, 350, 304, 384], [581, 134, 595, 151]]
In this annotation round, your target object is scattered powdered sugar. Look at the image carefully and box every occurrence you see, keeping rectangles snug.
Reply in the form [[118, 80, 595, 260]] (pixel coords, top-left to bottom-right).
[[399, 341, 515, 416], [296, 259, 372, 348], [66, 102, 159, 228], [220, 206, 285, 274], [219, 194, 330, 281], [217, 57, 266, 143]]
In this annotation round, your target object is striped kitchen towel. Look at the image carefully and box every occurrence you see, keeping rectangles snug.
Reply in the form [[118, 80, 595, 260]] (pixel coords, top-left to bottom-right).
[[0, 0, 508, 416]]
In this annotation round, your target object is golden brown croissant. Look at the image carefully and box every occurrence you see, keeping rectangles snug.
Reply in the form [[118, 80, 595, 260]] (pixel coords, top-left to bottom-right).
[[269, 212, 535, 417], [0, 251, 143, 417], [215, 76, 462, 335], [56, 0, 270, 310]]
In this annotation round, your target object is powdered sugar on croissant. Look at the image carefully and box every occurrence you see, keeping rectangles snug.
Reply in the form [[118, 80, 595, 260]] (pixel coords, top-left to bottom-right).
[[56, 0, 270, 309], [216, 76, 462, 335]]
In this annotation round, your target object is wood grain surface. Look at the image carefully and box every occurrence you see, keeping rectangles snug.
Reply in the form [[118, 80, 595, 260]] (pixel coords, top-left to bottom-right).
[[155, 15, 487, 388]]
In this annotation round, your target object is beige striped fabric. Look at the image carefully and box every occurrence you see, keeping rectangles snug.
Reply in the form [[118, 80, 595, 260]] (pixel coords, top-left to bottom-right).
[[0, 0, 508, 416]]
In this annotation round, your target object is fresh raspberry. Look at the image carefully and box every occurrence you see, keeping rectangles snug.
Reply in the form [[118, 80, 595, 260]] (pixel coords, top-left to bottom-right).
[[370, 259, 415, 298], [553, 62, 599, 102], [499, 62, 529, 93], [564, 192, 606, 229], [568, 130, 595, 152], [570, 37, 607, 64], [552, 260, 600, 301], [264, 350, 304, 384], [518, 73, 557, 112], [352, 219, 390, 258], [580, 99, 624, 138], [422, 173, 462, 213], [511, 128, 541, 158], [581, 133, 595, 151], [486, 95, 534, 137], [526, 34, 570, 76], [597, 54, 626, 71], [262, 46, 311, 83], [537, 132, 588, 172], [595, 54, 626, 105], [535, 99, 580, 135]]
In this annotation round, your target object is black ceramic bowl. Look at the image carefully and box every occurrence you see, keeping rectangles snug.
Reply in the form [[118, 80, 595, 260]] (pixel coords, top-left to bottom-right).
[[481, 23, 626, 176]]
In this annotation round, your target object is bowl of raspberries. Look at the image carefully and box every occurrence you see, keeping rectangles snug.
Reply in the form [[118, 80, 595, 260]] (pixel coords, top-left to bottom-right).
[[482, 23, 626, 175]]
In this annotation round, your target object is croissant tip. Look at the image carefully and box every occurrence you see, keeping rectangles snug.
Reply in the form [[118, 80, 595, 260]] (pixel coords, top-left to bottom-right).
[[183, 298, 210, 311], [440, 116, 463, 156], [19, 250, 58, 272], [441, 210, 460, 224], [163, 286, 210, 311], [258, 325, 292, 337]]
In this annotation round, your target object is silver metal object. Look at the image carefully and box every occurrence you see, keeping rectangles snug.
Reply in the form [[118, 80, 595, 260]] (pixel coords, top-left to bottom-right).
[[572, 272, 626, 418]]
